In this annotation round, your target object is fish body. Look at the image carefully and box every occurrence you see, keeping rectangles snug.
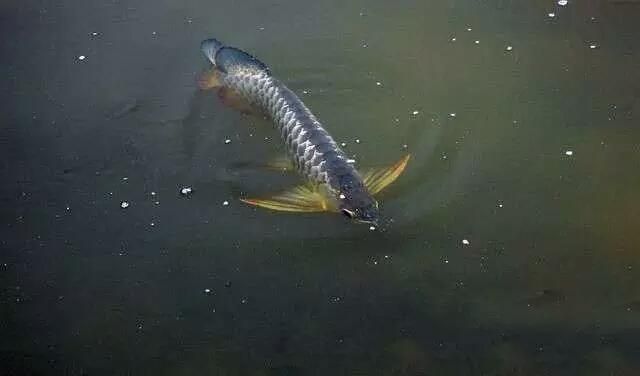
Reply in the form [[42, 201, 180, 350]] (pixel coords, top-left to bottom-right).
[[201, 38, 408, 225]]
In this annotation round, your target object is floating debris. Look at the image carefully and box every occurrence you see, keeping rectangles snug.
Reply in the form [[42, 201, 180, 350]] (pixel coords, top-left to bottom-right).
[[474, 40, 480, 45], [498, 202, 504, 208], [204, 288, 212, 294], [462, 239, 470, 246], [449, 113, 457, 118], [91, 32, 99, 37], [346, 158, 356, 164], [564, 150, 574, 156], [224, 139, 232, 144], [466, 27, 472, 32], [451, 37, 457, 42], [151, 191, 156, 196], [369, 226, 376, 231], [411, 110, 420, 116], [150, 222, 155, 227], [77, 55, 86, 61], [355, 139, 361, 144], [180, 187, 193, 196], [151, 31, 157, 36], [548, 12, 556, 18], [589, 43, 598, 49], [340, 142, 347, 147], [376, 81, 382, 86], [557, 0, 568, 6], [222, 200, 229, 206], [506, 45, 513, 51], [120, 201, 129, 209], [339, 193, 346, 199], [402, 144, 408, 149]]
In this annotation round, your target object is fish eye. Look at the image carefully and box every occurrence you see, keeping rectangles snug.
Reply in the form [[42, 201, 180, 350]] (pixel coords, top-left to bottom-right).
[[341, 209, 355, 219]]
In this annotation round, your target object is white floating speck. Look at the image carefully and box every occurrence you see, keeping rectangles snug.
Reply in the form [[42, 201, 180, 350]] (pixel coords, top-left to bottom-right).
[[376, 81, 382, 86], [564, 150, 573, 156], [506, 45, 513, 51], [449, 113, 457, 117], [466, 27, 472, 32], [154, 201, 160, 205], [302, 90, 309, 94], [557, 0, 568, 6], [451, 37, 457, 42], [384, 255, 390, 259], [180, 187, 193, 195], [474, 40, 480, 44], [150, 222, 155, 226], [362, 43, 368, 48], [402, 144, 408, 149], [340, 142, 347, 147], [151, 31, 157, 36], [258, 26, 265, 31], [204, 288, 211, 293], [66, 206, 70, 211], [151, 191, 156, 196], [444, 259, 449, 264], [241, 298, 247, 304], [91, 32, 99, 36], [120, 201, 129, 209], [498, 202, 504, 208], [222, 200, 229, 206], [339, 194, 346, 199], [462, 239, 470, 245], [412, 110, 420, 116], [77, 55, 86, 61], [355, 139, 361, 144], [224, 139, 231, 144], [122, 177, 128, 181], [369, 226, 376, 231], [589, 43, 598, 49], [548, 12, 556, 18], [346, 159, 356, 164]]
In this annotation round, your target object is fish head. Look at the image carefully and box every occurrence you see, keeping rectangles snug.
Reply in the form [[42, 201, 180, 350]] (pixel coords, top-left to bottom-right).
[[337, 176, 380, 226]]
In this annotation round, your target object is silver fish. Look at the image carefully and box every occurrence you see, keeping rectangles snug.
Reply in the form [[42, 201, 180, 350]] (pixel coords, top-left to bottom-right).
[[200, 38, 409, 225]]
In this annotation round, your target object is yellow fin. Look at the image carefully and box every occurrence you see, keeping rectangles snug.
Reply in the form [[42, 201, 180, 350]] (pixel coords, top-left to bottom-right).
[[197, 68, 223, 90], [218, 87, 260, 115], [265, 156, 293, 171], [362, 154, 411, 195], [241, 185, 328, 212]]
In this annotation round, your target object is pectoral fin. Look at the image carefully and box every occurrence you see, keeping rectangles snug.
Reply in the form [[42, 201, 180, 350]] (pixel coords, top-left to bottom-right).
[[241, 185, 328, 212], [197, 68, 223, 90], [362, 154, 411, 195]]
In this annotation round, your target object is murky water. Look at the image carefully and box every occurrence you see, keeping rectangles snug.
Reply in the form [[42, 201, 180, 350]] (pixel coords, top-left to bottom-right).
[[2, 0, 640, 374]]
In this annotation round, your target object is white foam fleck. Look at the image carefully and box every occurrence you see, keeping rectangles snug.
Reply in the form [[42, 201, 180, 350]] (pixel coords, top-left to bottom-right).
[[506, 45, 513, 51], [376, 81, 382, 86], [120, 201, 129, 209], [78, 55, 86, 61], [589, 43, 598, 49], [462, 239, 470, 245], [412, 110, 420, 115], [180, 187, 193, 195], [222, 200, 229, 206], [355, 139, 361, 144], [474, 40, 480, 44], [565, 150, 573, 156], [548, 12, 556, 18], [369, 226, 376, 231], [449, 113, 457, 117], [558, 0, 568, 6], [451, 37, 457, 42], [224, 139, 231, 144]]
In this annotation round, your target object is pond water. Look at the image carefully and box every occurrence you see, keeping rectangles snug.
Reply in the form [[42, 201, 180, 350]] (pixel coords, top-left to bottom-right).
[[2, 0, 639, 374]]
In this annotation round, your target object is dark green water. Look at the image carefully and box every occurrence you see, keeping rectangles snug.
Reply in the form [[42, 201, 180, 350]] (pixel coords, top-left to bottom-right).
[[2, 0, 640, 374]]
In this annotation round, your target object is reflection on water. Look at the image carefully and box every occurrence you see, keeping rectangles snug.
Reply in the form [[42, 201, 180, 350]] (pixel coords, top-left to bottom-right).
[[1, 0, 639, 374]]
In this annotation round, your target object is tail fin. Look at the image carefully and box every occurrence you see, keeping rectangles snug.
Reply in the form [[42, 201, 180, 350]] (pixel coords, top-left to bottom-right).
[[201, 38, 225, 65]]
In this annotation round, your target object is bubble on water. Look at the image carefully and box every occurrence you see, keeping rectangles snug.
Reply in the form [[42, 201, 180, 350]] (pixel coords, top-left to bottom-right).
[[204, 288, 212, 294], [222, 200, 229, 206], [91, 32, 99, 36], [150, 222, 155, 227], [557, 0, 568, 6], [548, 12, 556, 18], [449, 113, 457, 117], [369, 226, 376, 231], [224, 139, 231, 144], [340, 142, 347, 147], [376, 81, 382, 86], [411, 110, 420, 115], [346, 159, 356, 164], [589, 43, 598, 49], [564, 150, 574, 156], [77, 55, 86, 61], [355, 139, 361, 144], [466, 27, 472, 32], [120, 201, 129, 209], [451, 37, 457, 42], [506, 45, 513, 51], [339, 194, 346, 199], [462, 239, 470, 245], [180, 187, 193, 195], [474, 40, 480, 45]]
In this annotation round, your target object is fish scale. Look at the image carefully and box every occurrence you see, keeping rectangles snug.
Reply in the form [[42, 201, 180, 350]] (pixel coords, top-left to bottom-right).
[[223, 69, 359, 193]]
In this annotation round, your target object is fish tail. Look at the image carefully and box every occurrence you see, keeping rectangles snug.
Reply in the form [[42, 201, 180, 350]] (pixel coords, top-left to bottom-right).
[[201, 38, 225, 65]]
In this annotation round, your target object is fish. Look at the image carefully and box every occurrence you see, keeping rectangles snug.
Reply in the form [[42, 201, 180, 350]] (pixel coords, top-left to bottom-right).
[[200, 38, 410, 226]]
